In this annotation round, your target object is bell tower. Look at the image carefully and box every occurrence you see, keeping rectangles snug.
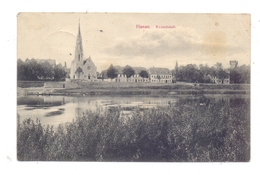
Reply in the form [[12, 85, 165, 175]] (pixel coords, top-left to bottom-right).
[[74, 20, 84, 64]]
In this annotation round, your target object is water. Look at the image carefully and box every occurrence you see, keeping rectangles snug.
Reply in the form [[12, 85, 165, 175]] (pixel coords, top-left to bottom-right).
[[17, 95, 250, 127]]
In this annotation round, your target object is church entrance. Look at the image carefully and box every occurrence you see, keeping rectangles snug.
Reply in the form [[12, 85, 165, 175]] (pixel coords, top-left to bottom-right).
[[75, 67, 83, 79]]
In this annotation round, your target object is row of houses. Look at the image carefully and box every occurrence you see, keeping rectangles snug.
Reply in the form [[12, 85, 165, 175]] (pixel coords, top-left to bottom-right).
[[100, 66, 174, 83]]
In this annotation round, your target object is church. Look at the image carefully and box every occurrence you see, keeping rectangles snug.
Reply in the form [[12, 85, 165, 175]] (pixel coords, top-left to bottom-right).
[[70, 22, 97, 81]]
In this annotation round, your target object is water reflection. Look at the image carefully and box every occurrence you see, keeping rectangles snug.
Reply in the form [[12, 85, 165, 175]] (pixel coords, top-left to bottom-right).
[[17, 95, 250, 126]]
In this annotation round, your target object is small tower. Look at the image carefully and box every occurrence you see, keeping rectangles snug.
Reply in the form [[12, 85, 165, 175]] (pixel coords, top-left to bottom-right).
[[230, 60, 238, 69]]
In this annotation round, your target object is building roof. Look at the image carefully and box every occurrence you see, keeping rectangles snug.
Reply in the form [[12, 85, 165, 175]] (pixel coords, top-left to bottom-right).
[[148, 67, 171, 74]]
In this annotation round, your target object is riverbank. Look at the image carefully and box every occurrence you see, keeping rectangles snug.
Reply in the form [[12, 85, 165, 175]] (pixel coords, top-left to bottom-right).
[[17, 82, 250, 97]]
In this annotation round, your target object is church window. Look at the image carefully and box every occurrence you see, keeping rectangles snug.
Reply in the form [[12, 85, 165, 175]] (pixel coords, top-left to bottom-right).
[[88, 75, 90, 79], [78, 54, 80, 61]]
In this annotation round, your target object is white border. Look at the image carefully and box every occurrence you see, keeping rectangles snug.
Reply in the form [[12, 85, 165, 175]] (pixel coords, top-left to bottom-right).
[[0, 0, 259, 175]]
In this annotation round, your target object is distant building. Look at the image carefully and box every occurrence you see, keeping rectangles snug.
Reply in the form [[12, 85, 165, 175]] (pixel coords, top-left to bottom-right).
[[114, 66, 149, 83], [148, 67, 173, 83], [70, 21, 97, 81], [212, 77, 230, 84], [101, 66, 174, 83]]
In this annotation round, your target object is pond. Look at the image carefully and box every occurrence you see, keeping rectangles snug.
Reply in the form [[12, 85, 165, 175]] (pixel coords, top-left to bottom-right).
[[17, 94, 250, 127]]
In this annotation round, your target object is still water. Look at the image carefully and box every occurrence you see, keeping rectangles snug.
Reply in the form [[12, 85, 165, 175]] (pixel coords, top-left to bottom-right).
[[17, 95, 250, 127]]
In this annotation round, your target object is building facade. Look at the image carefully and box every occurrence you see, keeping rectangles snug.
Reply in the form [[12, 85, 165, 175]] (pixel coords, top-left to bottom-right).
[[101, 66, 173, 83], [148, 67, 173, 83], [70, 22, 97, 81]]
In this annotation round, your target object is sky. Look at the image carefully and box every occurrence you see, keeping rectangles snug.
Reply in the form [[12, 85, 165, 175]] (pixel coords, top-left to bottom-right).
[[17, 13, 250, 72]]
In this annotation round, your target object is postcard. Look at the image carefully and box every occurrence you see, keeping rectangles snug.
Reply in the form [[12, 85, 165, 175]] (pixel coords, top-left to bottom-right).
[[17, 13, 250, 162]]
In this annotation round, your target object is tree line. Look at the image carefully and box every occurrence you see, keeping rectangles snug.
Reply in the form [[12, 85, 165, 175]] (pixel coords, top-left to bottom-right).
[[104, 64, 149, 81], [174, 63, 250, 84], [17, 58, 67, 81], [103, 62, 250, 84]]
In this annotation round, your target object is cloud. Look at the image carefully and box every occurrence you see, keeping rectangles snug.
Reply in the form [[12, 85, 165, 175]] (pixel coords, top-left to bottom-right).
[[104, 26, 248, 63], [104, 27, 202, 59]]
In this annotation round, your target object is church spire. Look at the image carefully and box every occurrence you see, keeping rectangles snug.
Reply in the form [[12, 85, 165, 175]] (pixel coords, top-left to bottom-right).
[[75, 19, 83, 62], [78, 19, 81, 38]]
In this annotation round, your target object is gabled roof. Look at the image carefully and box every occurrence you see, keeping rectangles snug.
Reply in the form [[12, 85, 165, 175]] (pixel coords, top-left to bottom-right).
[[83, 57, 94, 65], [148, 67, 171, 74]]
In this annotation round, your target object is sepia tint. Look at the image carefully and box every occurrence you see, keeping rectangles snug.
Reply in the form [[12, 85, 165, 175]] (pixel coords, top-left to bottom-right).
[[17, 13, 250, 161]]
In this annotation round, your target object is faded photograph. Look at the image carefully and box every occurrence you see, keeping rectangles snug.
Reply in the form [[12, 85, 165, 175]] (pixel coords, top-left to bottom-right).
[[17, 13, 250, 161]]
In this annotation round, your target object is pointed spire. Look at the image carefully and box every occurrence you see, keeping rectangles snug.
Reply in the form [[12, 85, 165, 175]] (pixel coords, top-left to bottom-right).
[[75, 19, 83, 62], [78, 19, 81, 38]]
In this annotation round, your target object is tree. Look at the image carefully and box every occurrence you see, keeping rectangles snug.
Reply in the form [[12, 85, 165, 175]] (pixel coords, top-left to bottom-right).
[[123, 65, 135, 81], [17, 59, 26, 80], [23, 58, 40, 80], [199, 64, 214, 83], [40, 61, 54, 80], [54, 64, 66, 81], [216, 69, 229, 80], [214, 62, 223, 70], [139, 70, 148, 81], [178, 64, 202, 83], [214, 62, 229, 80], [107, 64, 118, 80], [230, 64, 250, 84]]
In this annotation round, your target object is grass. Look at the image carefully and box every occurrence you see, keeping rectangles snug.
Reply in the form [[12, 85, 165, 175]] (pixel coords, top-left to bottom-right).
[[17, 81, 45, 88], [17, 81, 250, 96], [17, 98, 250, 161], [55, 82, 250, 96], [61, 81, 250, 90]]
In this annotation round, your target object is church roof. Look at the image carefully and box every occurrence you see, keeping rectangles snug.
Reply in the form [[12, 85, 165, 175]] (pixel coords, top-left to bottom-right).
[[83, 57, 93, 65]]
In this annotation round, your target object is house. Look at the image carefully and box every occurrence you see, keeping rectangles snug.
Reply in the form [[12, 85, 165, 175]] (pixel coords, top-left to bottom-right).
[[148, 67, 173, 83], [212, 77, 230, 84]]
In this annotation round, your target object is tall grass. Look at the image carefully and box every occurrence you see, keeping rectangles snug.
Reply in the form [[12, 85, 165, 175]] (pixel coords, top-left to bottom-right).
[[17, 98, 250, 161]]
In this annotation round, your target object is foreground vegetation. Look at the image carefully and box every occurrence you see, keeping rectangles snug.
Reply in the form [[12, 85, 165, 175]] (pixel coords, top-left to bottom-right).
[[17, 98, 250, 161]]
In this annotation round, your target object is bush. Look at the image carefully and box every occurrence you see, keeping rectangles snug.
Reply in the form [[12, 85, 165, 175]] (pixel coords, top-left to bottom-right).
[[17, 99, 250, 161]]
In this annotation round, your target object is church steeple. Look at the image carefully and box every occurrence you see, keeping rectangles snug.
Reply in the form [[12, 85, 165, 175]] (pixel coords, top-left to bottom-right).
[[75, 20, 83, 62], [78, 19, 81, 38]]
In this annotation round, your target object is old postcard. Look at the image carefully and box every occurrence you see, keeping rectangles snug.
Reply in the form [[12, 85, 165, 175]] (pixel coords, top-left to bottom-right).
[[17, 13, 250, 161]]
